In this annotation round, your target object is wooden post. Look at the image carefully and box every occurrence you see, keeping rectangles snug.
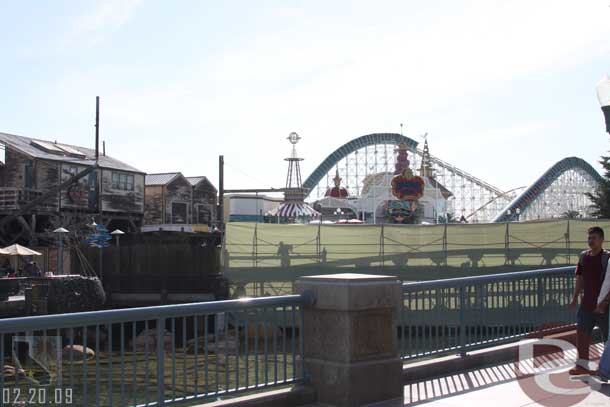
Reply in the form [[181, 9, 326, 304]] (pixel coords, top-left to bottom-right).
[[218, 155, 224, 229], [505, 222, 510, 265], [24, 287, 33, 315]]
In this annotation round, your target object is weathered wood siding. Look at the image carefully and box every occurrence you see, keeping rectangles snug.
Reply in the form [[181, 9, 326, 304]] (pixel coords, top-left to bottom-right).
[[59, 163, 91, 209], [73, 233, 226, 297], [192, 181, 216, 224], [0, 147, 144, 215], [0, 148, 31, 187], [144, 185, 164, 224], [166, 177, 193, 224], [101, 170, 144, 214], [36, 160, 60, 189], [35, 159, 60, 210], [0, 151, 59, 210]]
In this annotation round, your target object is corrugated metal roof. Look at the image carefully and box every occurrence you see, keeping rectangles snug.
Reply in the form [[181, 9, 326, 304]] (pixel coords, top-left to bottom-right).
[[146, 173, 181, 186], [0, 132, 144, 173], [185, 176, 217, 191]]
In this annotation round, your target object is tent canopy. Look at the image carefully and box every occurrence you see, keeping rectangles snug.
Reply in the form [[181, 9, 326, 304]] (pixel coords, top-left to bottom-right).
[[267, 202, 320, 218], [0, 244, 42, 256]]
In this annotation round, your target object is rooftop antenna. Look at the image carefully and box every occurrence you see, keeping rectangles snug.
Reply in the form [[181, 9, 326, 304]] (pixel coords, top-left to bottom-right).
[[94, 96, 101, 215], [400, 123, 403, 136], [95, 96, 100, 164]]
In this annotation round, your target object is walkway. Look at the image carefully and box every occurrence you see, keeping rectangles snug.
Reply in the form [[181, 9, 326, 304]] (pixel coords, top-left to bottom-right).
[[404, 343, 610, 406]]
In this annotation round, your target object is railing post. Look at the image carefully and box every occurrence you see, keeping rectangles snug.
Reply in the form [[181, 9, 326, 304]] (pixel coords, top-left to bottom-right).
[[252, 223, 258, 268], [316, 220, 321, 263], [504, 222, 510, 265], [537, 276, 544, 308], [459, 285, 466, 357], [380, 223, 385, 268], [295, 273, 403, 406], [157, 317, 166, 406], [443, 222, 448, 268], [566, 219, 571, 264]]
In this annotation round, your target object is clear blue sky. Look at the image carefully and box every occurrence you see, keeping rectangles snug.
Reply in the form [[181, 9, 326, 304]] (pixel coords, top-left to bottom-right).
[[1, 0, 609, 192]]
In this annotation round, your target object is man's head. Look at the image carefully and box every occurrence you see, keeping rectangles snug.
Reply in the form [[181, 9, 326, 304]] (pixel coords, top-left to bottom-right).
[[587, 226, 605, 250]]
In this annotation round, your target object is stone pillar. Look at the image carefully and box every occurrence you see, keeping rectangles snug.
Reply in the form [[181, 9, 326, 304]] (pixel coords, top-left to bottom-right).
[[295, 273, 403, 407]]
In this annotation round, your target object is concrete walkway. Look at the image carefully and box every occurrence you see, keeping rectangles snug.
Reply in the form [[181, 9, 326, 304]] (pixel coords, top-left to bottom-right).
[[404, 343, 610, 406]]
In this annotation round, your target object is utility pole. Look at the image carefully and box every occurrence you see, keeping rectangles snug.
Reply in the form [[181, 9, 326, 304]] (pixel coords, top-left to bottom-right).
[[95, 97, 102, 214], [218, 155, 224, 230], [95, 97, 102, 282], [95, 96, 100, 162]]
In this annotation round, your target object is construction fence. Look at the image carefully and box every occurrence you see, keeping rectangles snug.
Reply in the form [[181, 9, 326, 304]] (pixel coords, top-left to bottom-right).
[[224, 219, 610, 272]]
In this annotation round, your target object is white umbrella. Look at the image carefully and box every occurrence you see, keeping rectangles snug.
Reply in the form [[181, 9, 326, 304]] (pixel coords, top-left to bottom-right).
[[0, 244, 42, 256]]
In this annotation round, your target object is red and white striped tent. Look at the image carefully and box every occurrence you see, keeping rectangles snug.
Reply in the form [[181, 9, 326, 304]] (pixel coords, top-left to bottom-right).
[[267, 202, 320, 218]]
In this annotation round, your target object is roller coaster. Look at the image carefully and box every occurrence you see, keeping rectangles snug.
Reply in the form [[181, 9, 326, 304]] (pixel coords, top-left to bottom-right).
[[225, 134, 604, 296], [303, 133, 602, 222]]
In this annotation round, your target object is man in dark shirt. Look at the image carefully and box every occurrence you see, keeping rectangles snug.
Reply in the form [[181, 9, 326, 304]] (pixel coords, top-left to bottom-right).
[[569, 226, 609, 376]]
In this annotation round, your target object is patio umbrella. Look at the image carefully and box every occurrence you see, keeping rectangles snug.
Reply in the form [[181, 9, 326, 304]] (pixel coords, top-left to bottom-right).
[[0, 244, 42, 256]]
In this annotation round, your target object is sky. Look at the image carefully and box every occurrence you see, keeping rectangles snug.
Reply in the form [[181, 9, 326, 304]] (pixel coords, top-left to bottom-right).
[[0, 0, 609, 193]]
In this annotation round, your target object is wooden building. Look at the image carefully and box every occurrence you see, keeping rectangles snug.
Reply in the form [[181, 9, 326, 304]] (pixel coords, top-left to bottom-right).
[[0, 132, 145, 245], [186, 176, 217, 225], [144, 173, 217, 229]]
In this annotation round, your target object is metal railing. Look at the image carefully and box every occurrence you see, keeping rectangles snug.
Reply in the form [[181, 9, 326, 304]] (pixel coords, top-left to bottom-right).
[[0, 294, 311, 406], [400, 266, 576, 361]]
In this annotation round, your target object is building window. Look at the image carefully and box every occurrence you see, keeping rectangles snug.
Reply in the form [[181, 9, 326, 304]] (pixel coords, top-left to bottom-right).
[[197, 205, 210, 224], [24, 161, 35, 188], [112, 172, 134, 191], [172, 202, 188, 224]]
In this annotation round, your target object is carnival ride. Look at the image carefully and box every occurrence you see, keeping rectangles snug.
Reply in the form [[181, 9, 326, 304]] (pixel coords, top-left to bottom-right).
[[224, 132, 605, 297], [303, 133, 602, 223], [492, 157, 603, 222]]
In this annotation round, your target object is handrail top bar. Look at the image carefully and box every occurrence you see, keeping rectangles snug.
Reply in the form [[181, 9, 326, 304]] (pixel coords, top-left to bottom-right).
[[0, 294, 306, 333], [402, 266, 575, 291]]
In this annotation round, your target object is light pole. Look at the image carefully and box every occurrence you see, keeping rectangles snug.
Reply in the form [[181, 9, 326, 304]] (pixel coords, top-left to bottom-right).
[[596, 74, 610, 133], [111, 229, 125, 247], [111, 229, 124, 290], [53, 227, 69, 275]]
